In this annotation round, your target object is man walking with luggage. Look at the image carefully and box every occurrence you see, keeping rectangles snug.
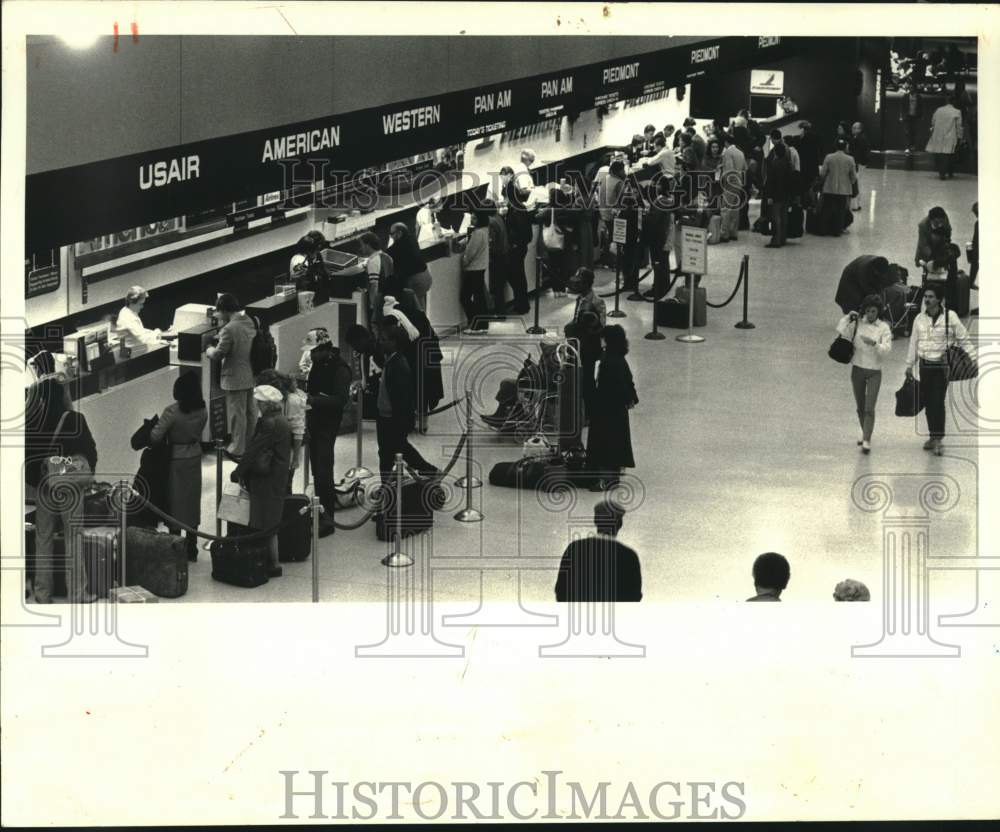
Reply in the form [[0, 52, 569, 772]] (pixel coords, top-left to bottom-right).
[[206, 293, 257, 459]]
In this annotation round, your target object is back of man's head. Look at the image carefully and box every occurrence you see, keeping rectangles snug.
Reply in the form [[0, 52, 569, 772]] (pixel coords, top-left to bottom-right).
[[752, 552, 790, 593], [770, 129, 783, 143], [594, 499, 625, 536], [215, 293, 242, 314], [836, 138, 847, 151]]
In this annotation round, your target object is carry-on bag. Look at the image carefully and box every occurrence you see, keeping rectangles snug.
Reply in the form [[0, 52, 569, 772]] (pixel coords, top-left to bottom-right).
[[278, 494, 312, 562], [210, 533, 270, 588]]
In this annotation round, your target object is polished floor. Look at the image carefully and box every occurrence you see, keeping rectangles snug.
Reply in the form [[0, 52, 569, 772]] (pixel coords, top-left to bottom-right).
[[172, 168, 980, 606]]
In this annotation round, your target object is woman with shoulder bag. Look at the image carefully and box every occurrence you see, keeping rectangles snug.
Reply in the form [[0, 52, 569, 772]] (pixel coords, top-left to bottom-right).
[[25, 378, 98, 603], [905, 283, 975, 455], [149, 372, 208, 560], [836, 295, 892, 454], [231, 385, 291, 576]]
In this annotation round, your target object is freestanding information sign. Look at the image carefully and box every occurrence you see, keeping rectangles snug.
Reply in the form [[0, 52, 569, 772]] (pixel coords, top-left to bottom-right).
[[678, 226, 707, 343]]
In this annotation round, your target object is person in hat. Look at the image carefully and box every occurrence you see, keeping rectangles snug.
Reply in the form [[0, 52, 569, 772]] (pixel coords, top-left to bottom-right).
[[116, 286, 163, 349], [150, 371, 208, 560], [231, 384, 291, 576]]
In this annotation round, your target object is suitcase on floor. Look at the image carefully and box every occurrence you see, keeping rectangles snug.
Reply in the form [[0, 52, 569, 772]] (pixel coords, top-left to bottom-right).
[[278, 494, 312, 562], [210, 533, 270, 588], [373, 477, 442, 541], [787, 205, 804, 239], [124, 526, 188, 598], [706, 215, 723, 244], [655, 298, 691, 329], [954, 271, 971, 318], [805, 208, 823, 235], [752, 215, 771, 235], [674, 287, 707, 327], [80, 526, 118, 598]]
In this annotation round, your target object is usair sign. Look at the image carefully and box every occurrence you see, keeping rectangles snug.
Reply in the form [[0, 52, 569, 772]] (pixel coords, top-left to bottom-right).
[[750, 69, 784, 96]]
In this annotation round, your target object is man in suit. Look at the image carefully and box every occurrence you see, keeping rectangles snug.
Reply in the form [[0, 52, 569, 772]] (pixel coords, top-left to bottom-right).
[[746, 552, 790, 602], [818, 139, 858, 237], [555, 499, 642, 602], [205, 292, 257, 459]]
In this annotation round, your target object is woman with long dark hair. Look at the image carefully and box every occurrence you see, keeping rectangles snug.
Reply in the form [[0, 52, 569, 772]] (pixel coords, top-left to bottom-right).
[[586, 325, 639, 491], [25, 377, 98, 602], [150, 372, 208, 560], [388, 222, 433, 312]]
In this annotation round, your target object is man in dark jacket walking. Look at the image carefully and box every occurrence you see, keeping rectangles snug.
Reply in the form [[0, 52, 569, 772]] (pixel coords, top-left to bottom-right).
[[305, 328, 352, 536], [765, 144, 795, 248]]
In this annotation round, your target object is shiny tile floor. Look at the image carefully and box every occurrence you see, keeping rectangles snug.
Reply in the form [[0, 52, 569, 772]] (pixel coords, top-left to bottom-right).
[[177, 169, 980, 606]]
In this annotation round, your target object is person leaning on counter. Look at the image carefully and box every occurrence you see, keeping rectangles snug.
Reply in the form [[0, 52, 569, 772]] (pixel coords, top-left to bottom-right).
[[205, 293, 257, 460], [116, 285, 163, 349]]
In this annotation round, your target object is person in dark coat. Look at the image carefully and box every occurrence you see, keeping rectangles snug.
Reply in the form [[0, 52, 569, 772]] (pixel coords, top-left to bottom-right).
[[304, 328, 352, 537], [25, 377, 99, 603], [915, 206, 952, 268], [502, 172, 533, 314], [586, 325, 638, 491], [391, 293, 444, 417], [231, 385, 291, 577], [834, 255, 893, 315], [150, 371, 207, 560], [555, 499, 642, 602], [792, 120, 821, 197], [765, 143, 795, 248], [388, 223, 433, 312], [640, 184, 672, 299]]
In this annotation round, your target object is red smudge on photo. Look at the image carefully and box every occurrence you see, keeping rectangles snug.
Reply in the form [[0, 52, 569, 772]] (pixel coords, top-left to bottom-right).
[[113, 22, 119, 52], [131, 21, 139, 42]]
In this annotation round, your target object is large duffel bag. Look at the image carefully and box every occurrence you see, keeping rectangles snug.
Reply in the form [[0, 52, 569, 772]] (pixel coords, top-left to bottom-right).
[[373, 477, 443, 541], [124, 526, 188, 598], [278, 494, 312, 562], [210, 533, 270, 588]]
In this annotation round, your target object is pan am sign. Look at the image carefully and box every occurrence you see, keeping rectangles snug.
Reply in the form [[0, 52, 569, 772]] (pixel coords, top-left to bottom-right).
[[750, 69, 784, 96]]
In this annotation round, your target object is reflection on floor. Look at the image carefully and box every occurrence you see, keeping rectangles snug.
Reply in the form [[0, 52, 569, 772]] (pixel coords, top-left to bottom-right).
[[174, 169, 980, 608]]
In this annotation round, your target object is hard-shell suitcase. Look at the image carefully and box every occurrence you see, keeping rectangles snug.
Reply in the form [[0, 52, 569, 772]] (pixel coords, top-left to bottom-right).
[[210, 532, 270, 588], [80, 526, 118, 598], [954, 271, 971, 318], [124, 526, 188, 598], [278, 494, 312, 562], [674, 287, 707, 327], [655, 298, 690, 329]]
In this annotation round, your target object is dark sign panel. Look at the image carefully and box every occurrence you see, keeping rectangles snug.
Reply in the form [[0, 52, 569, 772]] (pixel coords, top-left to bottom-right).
[[25, 36, 800, 253]]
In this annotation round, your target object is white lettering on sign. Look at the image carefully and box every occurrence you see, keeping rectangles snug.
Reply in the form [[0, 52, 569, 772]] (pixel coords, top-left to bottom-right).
[[381, 105, 442, 134], [603, 62, 640, 85], [690, 46, 720, 64], [541, 76, 574, 99], [758, 37, 781, 48], [261, 125, 341, 163], [139, 155, 200, 190], [474, 89, 512, 114]]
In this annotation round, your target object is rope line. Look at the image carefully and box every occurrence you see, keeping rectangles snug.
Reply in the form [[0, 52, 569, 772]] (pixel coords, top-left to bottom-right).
[[426, 397, 463, 416], [704, 263, 746, 309]]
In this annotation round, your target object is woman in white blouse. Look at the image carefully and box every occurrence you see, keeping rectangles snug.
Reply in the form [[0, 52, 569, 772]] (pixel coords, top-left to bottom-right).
[[116, 285, 162, 349], [837, 294, 893, 454], [905, 283, 975, 456]]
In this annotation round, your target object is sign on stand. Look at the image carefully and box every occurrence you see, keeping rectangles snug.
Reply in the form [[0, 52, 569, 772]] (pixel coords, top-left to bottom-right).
[[612, 217, 628, 245], [681, 225, 708, 275]]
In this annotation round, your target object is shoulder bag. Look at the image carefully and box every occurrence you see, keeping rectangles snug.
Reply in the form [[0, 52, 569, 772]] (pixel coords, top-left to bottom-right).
[[828, 317, 858, 364], [43, 411, 95, 491], [945, 310, 978, 381], [542, 208, 565, 250]]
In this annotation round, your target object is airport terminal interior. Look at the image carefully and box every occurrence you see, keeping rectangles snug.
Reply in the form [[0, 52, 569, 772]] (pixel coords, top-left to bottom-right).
[[19, 34, 984, 613]]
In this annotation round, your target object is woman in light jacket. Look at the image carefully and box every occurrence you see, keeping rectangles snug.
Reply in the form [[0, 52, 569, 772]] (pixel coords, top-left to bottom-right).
[[836, 294, 893, 454], [459, 212, 490, 331], [905, 283, 975, 455], [150, 372, 208, 560]]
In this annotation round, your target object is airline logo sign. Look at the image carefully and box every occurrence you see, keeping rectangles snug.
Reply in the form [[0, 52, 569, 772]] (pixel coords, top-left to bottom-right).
[[382, 104, 442, 134], [690, 45, 720, 65], [473, 88, 513, 115], [750, 69, 784, 96]]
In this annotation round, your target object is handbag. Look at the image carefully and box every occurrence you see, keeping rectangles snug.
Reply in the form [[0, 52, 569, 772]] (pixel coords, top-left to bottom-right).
[[828, 318, 858, 364], [895, 376, 924, 417], [217, 482, 251, 526], [945, 310, 978, 381], [542, 208, 565, 250], [43, 411, 94, 490]]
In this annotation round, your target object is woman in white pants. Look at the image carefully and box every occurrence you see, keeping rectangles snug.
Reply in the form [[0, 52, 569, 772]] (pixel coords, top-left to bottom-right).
[[837, 294, 892, 454]]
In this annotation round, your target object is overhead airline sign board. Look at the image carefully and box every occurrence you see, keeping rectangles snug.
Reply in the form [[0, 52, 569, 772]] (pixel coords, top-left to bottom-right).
[[750, 69, 785, 95], [26, 36, 800, 253]]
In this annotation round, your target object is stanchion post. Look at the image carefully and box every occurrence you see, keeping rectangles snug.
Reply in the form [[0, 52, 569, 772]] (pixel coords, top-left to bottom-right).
[[645, 279, 666, 341], [527, 255, 545, 334], [734, 254, 756, 330], [455, 391, 481, 490], [118, 479, 129, 590], [311, 494, 321, 602], [205, 438, 225, 550], [608, 245, 626, 318], [455, 392, 484, 523], [382, 454, 414, 567], [345, 355, 373, 480]]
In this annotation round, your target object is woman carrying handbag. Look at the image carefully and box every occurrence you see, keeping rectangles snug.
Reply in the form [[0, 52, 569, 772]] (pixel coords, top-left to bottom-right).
[[834, 295, 892, 454], [905, 283, 976, 456]]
